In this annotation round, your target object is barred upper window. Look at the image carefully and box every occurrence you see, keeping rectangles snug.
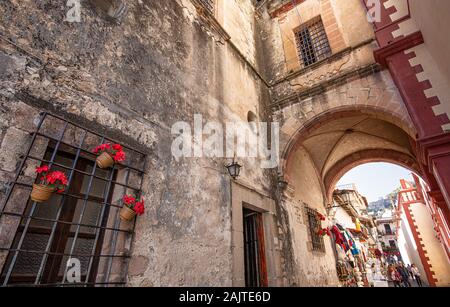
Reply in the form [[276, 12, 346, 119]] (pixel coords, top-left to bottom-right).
[[0, 113, 146, 287], [195, 0, 216, 16], [305, 207, 325, 252], [294, 17, 332, 69]]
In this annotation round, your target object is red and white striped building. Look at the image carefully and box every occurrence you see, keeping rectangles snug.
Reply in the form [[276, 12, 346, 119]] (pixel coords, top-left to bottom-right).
[[396, 174, 450, 286]]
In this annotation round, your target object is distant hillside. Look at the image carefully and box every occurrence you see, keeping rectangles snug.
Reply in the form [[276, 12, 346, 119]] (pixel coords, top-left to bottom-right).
[[368, 188, 399, 215], [368, 197, 392, 213]]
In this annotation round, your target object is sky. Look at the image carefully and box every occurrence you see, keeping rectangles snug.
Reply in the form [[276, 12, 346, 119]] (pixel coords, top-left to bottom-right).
[[337, 162, 414, 203]]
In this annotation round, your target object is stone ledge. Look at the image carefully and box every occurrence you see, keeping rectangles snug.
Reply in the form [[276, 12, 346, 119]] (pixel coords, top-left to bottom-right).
[[270, 63, 382, 110], [271, 39, 375, 87]]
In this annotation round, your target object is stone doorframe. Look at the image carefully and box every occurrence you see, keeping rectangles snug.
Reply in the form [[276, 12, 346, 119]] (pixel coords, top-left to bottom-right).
[[230, 180, 283, 287]]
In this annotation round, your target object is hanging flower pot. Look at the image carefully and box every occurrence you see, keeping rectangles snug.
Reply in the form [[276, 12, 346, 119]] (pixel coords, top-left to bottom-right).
[[120, 195, 145, 222], [31, 165, 68, 203], [31, 184, 55, 203], [96, 152, 115, 169], [120, 205, 137, 221], [93, 143, 126, 169]]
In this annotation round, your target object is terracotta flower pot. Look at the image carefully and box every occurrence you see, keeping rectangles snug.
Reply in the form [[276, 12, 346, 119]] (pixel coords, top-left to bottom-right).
[[31, 184, 55, 203], [96, 152, 115, 169], [120, 205, 136, 222]]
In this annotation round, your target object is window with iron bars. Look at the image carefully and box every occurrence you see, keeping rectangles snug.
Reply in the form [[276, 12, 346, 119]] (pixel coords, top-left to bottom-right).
[[0, 113, 146, 287], [195, 0, 216, 16], [305, 207, 325, 252], [294, 16, 332, 69]]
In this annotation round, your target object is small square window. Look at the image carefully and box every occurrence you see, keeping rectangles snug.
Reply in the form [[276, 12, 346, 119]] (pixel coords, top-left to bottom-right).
[[305, 207, 325, 252], [294, 17, 332, 69], [197, 0, 216, 16]]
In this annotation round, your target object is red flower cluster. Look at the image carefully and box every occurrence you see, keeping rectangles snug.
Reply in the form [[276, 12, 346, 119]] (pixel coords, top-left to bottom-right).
[[93, 143, 111, 154], [317, 227, 331, 237], [36, 165, 50, 174], [317, 212, 326, 221], [122, 195, 145, 216], [35, 165, 69, 193], [134, 200, 145, 216], [123, 195, 136, 206], [93, 143, 126, 162]]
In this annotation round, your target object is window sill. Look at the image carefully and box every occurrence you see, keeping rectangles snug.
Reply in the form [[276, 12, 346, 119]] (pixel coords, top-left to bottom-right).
[[282, 49, 351, 84], [273, 38, 375, 86]]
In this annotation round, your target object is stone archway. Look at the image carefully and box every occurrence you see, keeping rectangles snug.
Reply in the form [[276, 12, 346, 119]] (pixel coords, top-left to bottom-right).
[[280, 107, 420, 190], [273, 69, 418, 175], [280, 105, 417, 175], [275, 106, 423, 286], [323, 148, 421, 202], [270, 62, 435, 286]]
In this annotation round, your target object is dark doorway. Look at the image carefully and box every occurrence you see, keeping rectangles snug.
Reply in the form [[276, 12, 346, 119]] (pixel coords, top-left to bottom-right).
[[384, 224, 392, 235], [243, 208, 268, 287]]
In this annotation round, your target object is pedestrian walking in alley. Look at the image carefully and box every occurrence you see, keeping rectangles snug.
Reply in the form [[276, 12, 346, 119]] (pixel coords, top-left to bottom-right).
[[407, 264, 414, 279], [411, 264, 423, 287], [397, 262, 412, 287], [391, 267, 402, 287]]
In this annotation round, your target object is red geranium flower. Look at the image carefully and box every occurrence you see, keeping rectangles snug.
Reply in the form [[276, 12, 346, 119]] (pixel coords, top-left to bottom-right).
[[93, 143, 111, 154], [122, 195, 145, 216], [317, 213, 326, 221], [36, 166, 68, 191], [123, 195, 136, 206], [113, 150, 126, 162], [134, 200, 145, 216], [93, 143, 126, 163], [112, 144, 123, 151], [36, 165, 50, 174]]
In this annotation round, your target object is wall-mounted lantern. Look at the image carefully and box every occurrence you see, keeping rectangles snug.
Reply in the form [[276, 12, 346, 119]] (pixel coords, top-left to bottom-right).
[[226, 159, 242, 180], [278, 176, 289, 191]]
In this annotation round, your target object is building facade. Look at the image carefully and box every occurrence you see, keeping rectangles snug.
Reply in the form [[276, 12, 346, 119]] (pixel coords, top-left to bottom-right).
[[361, 0, 450, 229], [330, 187, 385, 287], [396, 175, 450, 287], [0, 0, 449, 287], [375, 211, 401, 263]]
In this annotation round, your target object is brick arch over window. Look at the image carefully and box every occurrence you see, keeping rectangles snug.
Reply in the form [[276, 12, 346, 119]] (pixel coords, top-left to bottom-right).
[[323, 149, 422, 202]]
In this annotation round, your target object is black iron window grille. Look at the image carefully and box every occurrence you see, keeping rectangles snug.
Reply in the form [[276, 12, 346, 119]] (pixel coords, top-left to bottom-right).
[[0, 112, 147, 287], [294, 17, 332, 69], [305, 207, 325, 252], [195, 0, 216, 16]]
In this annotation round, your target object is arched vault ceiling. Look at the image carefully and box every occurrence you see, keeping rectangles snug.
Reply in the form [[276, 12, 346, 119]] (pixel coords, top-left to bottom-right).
[[310, 115, 368, 135], [320, 132, 412, 176], [300, 116, 415, 179]]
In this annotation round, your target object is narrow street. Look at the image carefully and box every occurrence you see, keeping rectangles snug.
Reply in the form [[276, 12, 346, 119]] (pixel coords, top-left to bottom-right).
[[333, 166, 450, 287]]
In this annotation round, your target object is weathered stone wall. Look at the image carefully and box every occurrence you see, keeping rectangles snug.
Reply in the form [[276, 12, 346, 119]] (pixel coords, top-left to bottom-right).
[[0, 0, 280, 286], [282, 146, 339, 286]]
